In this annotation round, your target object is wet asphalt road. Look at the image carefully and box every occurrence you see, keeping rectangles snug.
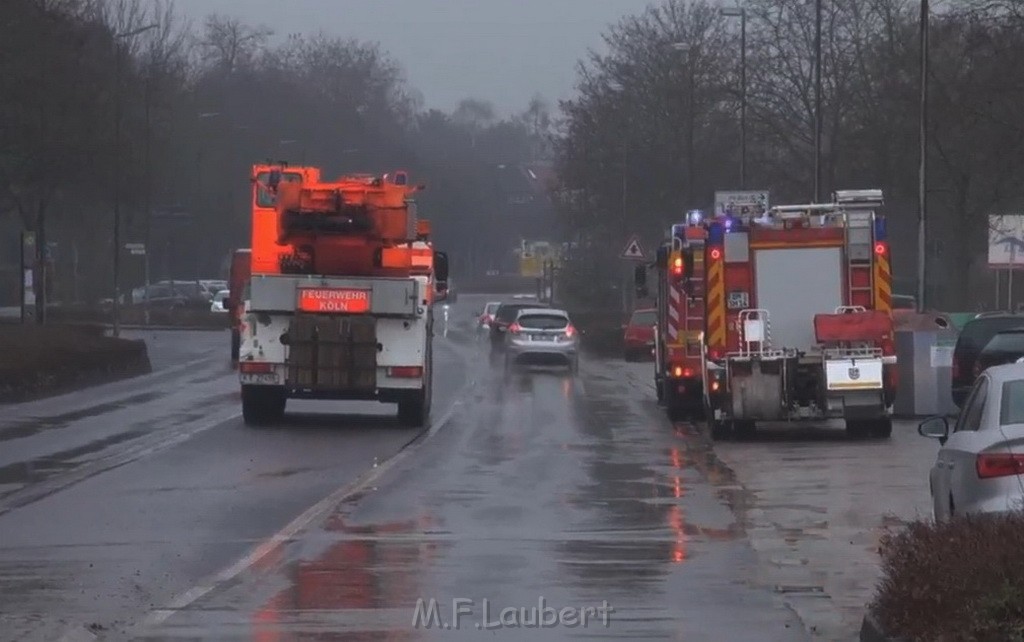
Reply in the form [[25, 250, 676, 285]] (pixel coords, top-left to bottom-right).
[[0, 296, 937, 641], [125, 296, 806, 642]]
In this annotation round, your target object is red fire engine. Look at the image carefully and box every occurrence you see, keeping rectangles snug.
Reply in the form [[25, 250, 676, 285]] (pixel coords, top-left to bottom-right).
[[697, 189, 897, 440], [641, 213, 709, 421]]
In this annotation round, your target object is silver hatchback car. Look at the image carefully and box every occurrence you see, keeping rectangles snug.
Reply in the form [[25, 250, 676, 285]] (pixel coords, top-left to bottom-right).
[[919, 361, 1024, 520], [504, 308, 579, 373]]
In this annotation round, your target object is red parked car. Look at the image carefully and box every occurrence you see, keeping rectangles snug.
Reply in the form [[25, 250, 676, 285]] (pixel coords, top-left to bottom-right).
[[623, 308, 656, 361]]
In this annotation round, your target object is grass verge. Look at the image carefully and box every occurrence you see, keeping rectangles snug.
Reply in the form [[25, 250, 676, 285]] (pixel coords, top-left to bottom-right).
[[0, 324, 151, 402]]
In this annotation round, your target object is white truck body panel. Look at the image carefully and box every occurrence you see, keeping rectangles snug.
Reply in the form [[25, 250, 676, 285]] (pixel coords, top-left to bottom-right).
[[753, 247, 844, 353], [239, 274, 430, 394]]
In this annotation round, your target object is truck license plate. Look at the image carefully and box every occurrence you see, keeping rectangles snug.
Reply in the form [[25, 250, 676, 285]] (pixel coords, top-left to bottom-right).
[[241, 373, 279, 384], [727, 291, 749, 310]]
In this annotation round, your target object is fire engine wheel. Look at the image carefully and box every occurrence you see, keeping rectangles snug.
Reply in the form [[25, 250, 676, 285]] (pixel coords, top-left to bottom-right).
[[732, 420, 757, 440], [241, 385, 286, 426], [845, 419, 891, 439]]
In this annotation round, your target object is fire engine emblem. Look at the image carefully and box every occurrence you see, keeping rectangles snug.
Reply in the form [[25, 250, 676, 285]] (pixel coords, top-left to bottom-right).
[[848, 367, 861, 380]]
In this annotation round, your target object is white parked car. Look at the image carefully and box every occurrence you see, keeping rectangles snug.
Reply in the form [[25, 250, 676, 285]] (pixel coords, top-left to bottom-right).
[[210, 290, 230, 313], [919, 362, 1024, 520]]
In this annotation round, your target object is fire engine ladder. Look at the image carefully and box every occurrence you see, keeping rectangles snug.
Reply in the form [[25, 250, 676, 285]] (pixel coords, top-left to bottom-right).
[[683, 248, 705, 355], [843, 209, 876, 308]]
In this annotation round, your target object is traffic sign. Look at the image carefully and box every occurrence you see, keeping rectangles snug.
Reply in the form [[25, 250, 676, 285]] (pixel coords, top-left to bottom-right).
[[621, 235, 646, 260]]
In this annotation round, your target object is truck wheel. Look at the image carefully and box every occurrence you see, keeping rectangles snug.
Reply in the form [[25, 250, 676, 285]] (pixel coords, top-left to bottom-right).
[[870, 418, 893, 439], [709, 419, 732, 441], [230, 329, 240, 362], [242, 385, 286, 426], [733, 420, 757, 440], [845, 419, 871, 440], [398, 391, 427, 427]]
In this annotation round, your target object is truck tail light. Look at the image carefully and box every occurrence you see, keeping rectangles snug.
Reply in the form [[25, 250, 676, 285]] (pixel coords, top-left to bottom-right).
[[387, 366, 423, 378], [671, 366, 694, 378], [239, 362, 274, 374], [976, 453, 1024, 479]]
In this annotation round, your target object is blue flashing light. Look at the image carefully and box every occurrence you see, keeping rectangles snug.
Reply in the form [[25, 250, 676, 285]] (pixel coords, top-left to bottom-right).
[[707, 221, 725, 245], [874, 216, 887, 242]]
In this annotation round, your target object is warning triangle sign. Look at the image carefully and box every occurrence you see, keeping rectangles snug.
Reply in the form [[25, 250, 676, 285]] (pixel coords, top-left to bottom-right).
[[621, 235, 646, 260]]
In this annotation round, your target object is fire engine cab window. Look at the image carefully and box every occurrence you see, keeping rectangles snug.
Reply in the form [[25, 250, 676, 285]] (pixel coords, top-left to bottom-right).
[[254, 171, 302, 207], [517, 314, 568, 330], [631, 310, 656, 326]]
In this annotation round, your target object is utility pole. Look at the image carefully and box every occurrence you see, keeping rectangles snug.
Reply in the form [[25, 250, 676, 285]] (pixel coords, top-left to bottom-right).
[[917, 0, 929, 313], [814, 0, 823, 202], [111, 24, 158, 337]]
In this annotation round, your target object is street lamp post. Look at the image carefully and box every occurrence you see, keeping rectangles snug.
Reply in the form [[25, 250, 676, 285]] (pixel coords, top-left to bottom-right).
[[814, 0, 822, 202], [917, 0, 929, 312], [722, 6, 747, 189], [112, 23, 158, 338]]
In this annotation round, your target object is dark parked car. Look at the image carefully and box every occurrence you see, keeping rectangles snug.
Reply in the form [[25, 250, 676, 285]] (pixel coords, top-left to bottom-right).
[[489, 301, 549, 351], [974, 329, 1024, 377], [952, 314, 1024, 407]]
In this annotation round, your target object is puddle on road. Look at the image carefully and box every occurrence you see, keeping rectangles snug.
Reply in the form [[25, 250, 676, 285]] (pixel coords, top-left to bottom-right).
[[247, 514, 441, 641], [0, 430, 146, 491], [0, 391, 163, 442]]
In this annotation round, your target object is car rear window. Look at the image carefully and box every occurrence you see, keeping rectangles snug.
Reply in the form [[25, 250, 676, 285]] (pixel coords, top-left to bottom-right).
[[517, 314, 568, 330], [485, 303, 500, 314], [496, 304, 539, 322], [631, 310, 656, 326], [959, 318, 1024, 353], [984, 332, 1024, 353], [1001, 379, 1024, 425]]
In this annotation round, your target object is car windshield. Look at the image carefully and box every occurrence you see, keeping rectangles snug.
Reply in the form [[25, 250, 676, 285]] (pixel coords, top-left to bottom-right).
[[1001, 379, 1024, 425], [631, 310, 656, 326], [517, 314, 568, 330], [984, 332, 1024, 354]]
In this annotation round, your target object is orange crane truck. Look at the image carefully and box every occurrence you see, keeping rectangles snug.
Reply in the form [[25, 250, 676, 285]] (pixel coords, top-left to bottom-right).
[[235, 165, 449, 426], [698, 189, 897, 440]]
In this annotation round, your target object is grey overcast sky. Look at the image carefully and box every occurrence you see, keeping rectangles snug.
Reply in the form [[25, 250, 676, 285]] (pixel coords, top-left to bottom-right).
[[171, 0, 650, 116]]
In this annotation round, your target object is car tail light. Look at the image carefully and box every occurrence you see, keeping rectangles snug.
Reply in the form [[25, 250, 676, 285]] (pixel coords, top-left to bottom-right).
[[387, 366, 423, 378], [508, 323, 522, 334], [976, 453, 1024, 479], [564, 325, 576, 338]]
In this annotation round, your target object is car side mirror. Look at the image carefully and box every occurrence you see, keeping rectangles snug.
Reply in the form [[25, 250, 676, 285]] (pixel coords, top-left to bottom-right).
[[918, 416, 949, 444]]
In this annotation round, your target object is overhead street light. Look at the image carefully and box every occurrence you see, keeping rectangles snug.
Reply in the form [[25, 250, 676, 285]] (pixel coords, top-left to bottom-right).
[[721, 5, 747, 189], [112, 22, 158, 338]]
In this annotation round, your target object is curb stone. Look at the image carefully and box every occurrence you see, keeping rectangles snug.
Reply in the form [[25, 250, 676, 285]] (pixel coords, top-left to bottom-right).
[[860, 609, 908, 642]]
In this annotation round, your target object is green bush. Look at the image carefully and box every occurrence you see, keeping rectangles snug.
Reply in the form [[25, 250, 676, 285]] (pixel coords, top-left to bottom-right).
[[873, 513, 1024, 641]]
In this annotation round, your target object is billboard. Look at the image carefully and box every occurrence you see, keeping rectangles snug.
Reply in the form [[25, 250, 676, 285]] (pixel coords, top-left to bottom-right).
[[988, 214, 1024, 268], [714, 190, 770, 218]]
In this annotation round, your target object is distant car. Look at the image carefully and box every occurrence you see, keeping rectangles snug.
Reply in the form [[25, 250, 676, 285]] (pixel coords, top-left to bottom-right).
[[623, 307, 656, 361], [919, 362, 1024, 520], [951, 314, 1024, 407], [211, 290, 230, 313], [504, 308, 579, 373], [478, 301, 501, 330], [490, 301, 549, 351]]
